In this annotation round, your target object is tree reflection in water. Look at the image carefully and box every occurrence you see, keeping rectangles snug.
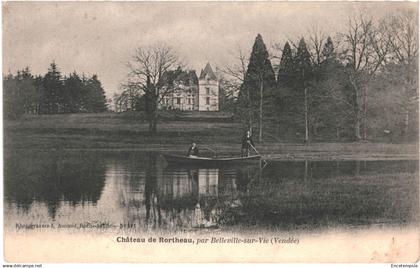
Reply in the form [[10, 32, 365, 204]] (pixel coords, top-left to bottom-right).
[[4, 150, 418, 231], [4, 149, 106, 219], [144, 158, 261, 230], [150, 158, 418, 230]]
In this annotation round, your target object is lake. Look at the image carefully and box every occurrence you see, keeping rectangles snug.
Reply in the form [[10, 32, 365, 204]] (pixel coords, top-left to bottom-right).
[[4, 150, 419, 233]]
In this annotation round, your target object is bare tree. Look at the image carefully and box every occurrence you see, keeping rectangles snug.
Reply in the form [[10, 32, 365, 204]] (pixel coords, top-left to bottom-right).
[[125, 43, 180, 133], [305, 28, 328, 139], [113, 92, 127, 113], [338, 13, 392, 140], [219, 47, 253, 130], [308, 27, 327, 66], [386, 10, 418, 66], [113, 84, 140, 113], [220, 47, 248, 89], [384, 10, 419, 137]]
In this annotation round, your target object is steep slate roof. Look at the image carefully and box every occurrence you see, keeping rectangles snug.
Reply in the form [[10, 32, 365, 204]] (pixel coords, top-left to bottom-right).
[[161, 68, 198, 86], [199, 63, 217, 80], [175, 70, 198, 85]]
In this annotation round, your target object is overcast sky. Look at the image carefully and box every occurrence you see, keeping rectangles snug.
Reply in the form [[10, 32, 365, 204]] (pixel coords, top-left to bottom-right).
[[3, 1, 416, 98]]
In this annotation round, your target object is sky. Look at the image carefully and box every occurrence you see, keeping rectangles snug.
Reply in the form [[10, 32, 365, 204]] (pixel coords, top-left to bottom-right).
[[3, 1, 417, 99]]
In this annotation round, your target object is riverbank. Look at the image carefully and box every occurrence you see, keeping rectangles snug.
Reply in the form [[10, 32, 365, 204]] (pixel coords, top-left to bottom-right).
[[4, 113, 418, 161]]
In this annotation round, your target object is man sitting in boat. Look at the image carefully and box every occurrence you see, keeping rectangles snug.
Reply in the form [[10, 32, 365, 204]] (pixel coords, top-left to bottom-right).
[[187, 142, 199, 158], [241, 130, 254, 157]]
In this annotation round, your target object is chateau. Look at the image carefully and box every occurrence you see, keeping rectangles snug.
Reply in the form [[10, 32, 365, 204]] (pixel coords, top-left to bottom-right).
[[159, 63, 219, 111]]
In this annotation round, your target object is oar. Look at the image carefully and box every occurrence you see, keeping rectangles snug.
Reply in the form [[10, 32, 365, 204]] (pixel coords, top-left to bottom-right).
[[249, 143, 267, 165]]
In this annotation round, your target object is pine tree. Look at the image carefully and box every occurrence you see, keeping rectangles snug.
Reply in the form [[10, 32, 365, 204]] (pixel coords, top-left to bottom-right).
[[3, 67, 43, 118], [296, 38, 312, 81], [295, 38, 312, 143], [90, 74, 107, 112], [310, 37, 353, 140], [274, 42, 297, 137], [3, 73, 23, 119], [82, 75, 107, 113], [321, 36, 335, 64], [42, 62, 63, 113], [239, 34, 276, 141], [277, 42, 295, 87], [63, 72, 84, 113]]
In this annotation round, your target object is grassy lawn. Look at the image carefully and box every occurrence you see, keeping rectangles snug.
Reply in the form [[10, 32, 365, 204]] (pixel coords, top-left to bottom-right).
[[218, 172, 419, 230], [4, 113, 418, 160]]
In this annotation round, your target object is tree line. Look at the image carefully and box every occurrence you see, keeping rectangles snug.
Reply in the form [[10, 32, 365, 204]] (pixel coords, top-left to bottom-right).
[[223, 11, 418, 142], [10, 10, 415, 144], [4, 62, 108, 119]]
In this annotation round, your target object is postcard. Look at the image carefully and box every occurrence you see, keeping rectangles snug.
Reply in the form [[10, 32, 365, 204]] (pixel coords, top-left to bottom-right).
[[2, 1, 419, 264]]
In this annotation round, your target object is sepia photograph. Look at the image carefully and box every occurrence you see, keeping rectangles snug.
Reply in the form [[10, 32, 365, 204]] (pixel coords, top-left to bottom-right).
[[2, 1, 419, 264]]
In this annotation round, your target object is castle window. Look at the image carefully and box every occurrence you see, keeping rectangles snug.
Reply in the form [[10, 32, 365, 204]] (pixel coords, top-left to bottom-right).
[[206, 97, 210, 105], [177, 98, 181, 104], [206, 87, 210, 95], [188, 98, 191, 105]]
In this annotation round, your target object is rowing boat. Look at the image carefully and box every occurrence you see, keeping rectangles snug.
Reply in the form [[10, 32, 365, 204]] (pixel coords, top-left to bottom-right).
[[162, 154, 261, 166]]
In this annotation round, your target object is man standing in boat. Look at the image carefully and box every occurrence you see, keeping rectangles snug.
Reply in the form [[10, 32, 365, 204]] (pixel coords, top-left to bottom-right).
[[187, 142, 199, 157], [241, 130, 254, 157]]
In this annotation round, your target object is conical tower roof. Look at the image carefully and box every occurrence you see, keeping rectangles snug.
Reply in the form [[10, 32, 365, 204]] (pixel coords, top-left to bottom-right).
[[199, 63, 217, 80]]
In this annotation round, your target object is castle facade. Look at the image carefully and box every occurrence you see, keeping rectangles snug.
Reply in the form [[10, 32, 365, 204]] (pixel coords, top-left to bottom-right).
[[159, 63, 219, 111]]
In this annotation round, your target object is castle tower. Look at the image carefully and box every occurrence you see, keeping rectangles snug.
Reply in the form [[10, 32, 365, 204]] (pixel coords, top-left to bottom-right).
[[198, 63, 219, 111]]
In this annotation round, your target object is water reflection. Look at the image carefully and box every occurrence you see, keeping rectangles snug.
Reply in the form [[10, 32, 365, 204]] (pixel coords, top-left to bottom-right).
[[143, 152, 260, 230], [4, 151, 419, 232], [4, 150, 106, 219]]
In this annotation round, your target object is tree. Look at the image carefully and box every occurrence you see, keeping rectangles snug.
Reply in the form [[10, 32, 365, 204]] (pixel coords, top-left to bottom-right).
[[275, 41, 297, 137], [322, 36, 335, 64], [3, 67, 43, 118], [277, 42, 295, 86], [31, 75, 44, 115], [63, 72, 84, 113], [308, 36, 343, 139], [367, 64, 415, 141], [125, 43, 180, 133], [3, 72, 24, 119], [219, 47, 249, 116], [4, 63, 108, 116], [217, 77, 237, 113], [384, 10, 418, 139], [311, 37, 354, 140], [16, 67, 42, 115], [42, 62, 63, 114], [308, 28, 326, 67], [338, 14, 392, 140], [113, 89, 136, 113], [240, 34, 276, 141], [295, 38, 313, 143], [82, 75, 107, 113]]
